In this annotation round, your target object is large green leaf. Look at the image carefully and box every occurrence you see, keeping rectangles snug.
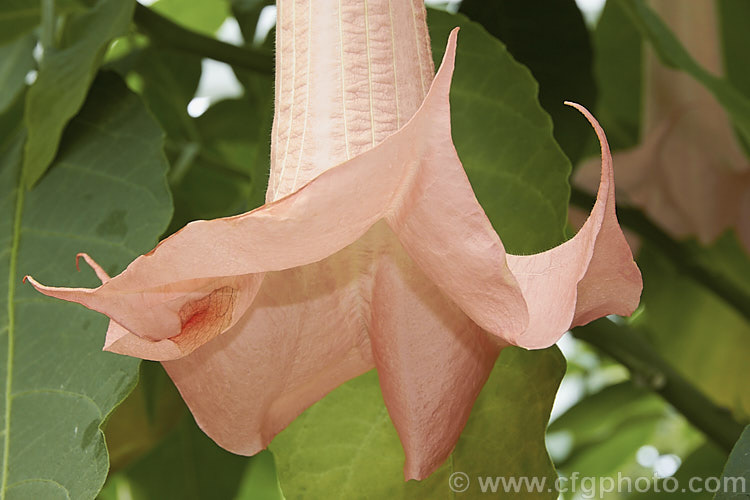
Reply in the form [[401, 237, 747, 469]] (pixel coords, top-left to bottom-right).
[[0, 73, 171, 499], [715, 425, 750, 500], [458, 0, 597, 164], [22, 0, 135, 188], [271, 347, 564, 499], [0, 34, 35, 115], [622, 0, 750, 148], [428, 9, 570, 254]]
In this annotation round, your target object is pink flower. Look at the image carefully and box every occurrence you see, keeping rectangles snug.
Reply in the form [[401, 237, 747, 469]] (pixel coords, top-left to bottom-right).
[[575, 0, 750, 251], [27, 0, 641, 480]]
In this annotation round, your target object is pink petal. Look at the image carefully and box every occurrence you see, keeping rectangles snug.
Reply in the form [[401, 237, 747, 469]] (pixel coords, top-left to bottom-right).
[[506, 103, 642, 349], [369, 226, 504, 480], [162, 238, 375, 455]]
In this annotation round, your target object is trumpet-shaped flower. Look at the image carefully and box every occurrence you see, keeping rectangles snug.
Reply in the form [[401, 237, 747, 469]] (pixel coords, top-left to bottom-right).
[[575, 0, 750, 251], [27, 0, 641, 480]]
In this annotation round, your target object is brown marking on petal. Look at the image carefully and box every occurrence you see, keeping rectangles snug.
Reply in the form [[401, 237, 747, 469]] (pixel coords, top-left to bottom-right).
[[170, 286, 237, 353]]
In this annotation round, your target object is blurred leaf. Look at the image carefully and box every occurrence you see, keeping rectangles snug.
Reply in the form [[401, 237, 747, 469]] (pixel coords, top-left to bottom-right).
[[0, 73, 171, 499], [458, 0, 597, 164], [152, 0, 230, 36], [272, 347, 564, 499], [622, 0, 750, 148], [104, 362, 186, 473], [100, 416, 283, 500], [193, 75, 273, 208], [231, 0, 274, 44], [168, 88, 272, 231], [715, 425, 750, 500], [0, 34, 35, 115], [718, 0, 750, 154], [561, 417, 658, 478], [113, 46, 202, 142], [22, 0, 136, 188], [165, 89, 272, 230], [112, 39, 273, 232], [635, 241, 750, 421], [630, 442, 726, 500], [718, 0, 750, 100], [0, 0, 88, 45], [549, 382, 665, 451], [589, 0, 642, 152], [428, 9, 570, 254]]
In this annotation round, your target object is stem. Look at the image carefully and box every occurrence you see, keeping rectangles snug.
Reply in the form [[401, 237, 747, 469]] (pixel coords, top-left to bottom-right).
[[40, 0, 55, 52], [573, 319, 745, 453], [570, 186, 750, 323], [132, 4, 274, 75]]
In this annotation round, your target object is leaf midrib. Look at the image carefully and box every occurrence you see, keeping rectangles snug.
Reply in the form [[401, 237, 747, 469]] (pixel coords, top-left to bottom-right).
[[1, 180, 24, 500]]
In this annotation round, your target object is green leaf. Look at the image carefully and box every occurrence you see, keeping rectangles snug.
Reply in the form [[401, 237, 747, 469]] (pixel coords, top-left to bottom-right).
[[151, 0, 230, 36], [0, 73, 171, 498], [428, 9, 570, 254], [271, 347, 564, 499], [22, 0, 135, 188], [100, 416, 283, 500], [458, 0, 597, 164], [622, 0, 750, 148], [715, 425, 750, 500], [589, 0, 643, 152], [0, 34, 35, 115]]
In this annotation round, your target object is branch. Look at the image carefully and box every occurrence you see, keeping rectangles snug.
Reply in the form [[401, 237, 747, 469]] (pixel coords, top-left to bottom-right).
[[573, 319, 745, 453], [570, 186, 750, 323], [133, 4, 274, 75]]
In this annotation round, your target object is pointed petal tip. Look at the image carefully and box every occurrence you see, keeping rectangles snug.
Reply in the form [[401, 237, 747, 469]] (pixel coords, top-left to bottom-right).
[[565, 101, 611, 158], [75, 252, 111, 283]]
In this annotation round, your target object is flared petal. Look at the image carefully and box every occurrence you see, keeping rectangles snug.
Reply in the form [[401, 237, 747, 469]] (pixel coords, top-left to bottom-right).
[[369, 226, 503, 480], [505, 103, 642, 349], [26, 29, 528, 357], [161, 238, 375, 455]]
